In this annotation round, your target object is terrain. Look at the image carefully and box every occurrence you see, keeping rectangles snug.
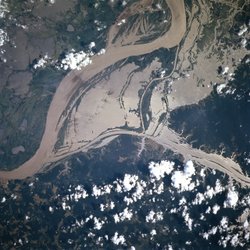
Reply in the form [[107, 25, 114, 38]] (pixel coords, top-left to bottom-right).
[[0, 0, 249, 190], [0, 0, 250, 249]]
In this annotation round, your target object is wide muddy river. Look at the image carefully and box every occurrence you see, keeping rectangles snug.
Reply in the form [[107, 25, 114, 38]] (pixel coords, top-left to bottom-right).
[[1, 0, 250, 187]]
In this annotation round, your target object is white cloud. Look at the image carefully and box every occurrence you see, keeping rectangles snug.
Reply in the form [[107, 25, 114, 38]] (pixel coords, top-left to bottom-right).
[[93, 217, 105, 230], [245, 232, 250, 240], [62, 201, 71, 210], [179, 197, 187, 206], [238, 25, 248, 36], [192, 192, 205, 205], [114, 180, 123, 193], [183, 212, 193, 230], [146, 210, 163, 223], [150, 229, 157, 236], [243, 220, 249, 229], [221, 66, 229, 75], [171, 171, 194, 191], [171, 160, 196, 192], [230, 234, 239, 247], [241, 38, 247, 48], [122, 174, 138, 192], [113, 207, 133, 223], [0, 28, 8, 47], [216, 83, 227, 94], [214, 179, 224, 193], [154, 182, 164, 194], [205, 206, 211, 214], [97, 48, 106, 55], [132, 180, 146, 200], [168, 245, 173, 250], [220, 217, 228, 229], [92, 185, 102, 198], [205, 186, 215, 199], [148, 160, 174, 180], [111, 232, 126, 245], [0, 0, 9, 18], [224, 189, 239, 208], [89, 42, 96, 49], [212, 204, 220, 214], [60, 50, 92, 70], [117, 19, 126, 26], [1, 197, 6, 203], [184, 160, 195, 176], [33, 55, 50, 69], [92, 184, 112, 198]]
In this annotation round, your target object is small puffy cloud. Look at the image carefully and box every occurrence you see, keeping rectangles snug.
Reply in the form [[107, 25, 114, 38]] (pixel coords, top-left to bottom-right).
[[117, 19, 126, 26], [179, 197, 187, 206], [33, 55, 50, 69], [230, 234, 239, 247], [0, 28, 8, 47], [97, 48, 106, 55], [224, 189, 239, 208], [183, 211, 193, 230], [92, 184, 112, 198], [148, 160, 174, 180], [205, 186, 215, 199], [205, 206, 211, 214], [154, 182, 164, 194], [113, 207, 133, 223], [111, 232, 126, 245], [212, 204, 220, 214], [145, 210, 163, 223], [214, 179, 224, 193], [220, 217, 228, 229], [92, 185, 102, 198], [216, 83, 227, 95], [221, 66, 229, 75], [243, 220, 249, 229], [0, 0, 9, 19], [171, 171, 194, 192], [89, 42, 95, 49], [238, 25, 248, 36], [192, 192, 205, 205], [1, 197, 6, 203], [184, 160, 195, 176], [93, 217, 105, 230], [60, 50, 92, 70], [171, 160, 196, 192], [122, 174, 138, 192], [62, 201, 71, 210]]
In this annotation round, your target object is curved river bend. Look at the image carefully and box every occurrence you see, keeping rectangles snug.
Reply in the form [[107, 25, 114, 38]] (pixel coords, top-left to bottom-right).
[[0, 0, 249, 188]]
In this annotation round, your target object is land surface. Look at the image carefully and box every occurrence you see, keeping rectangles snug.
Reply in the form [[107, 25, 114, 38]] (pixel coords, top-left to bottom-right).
[[0, 0, 249, 188], [0, 1, 250, 249]]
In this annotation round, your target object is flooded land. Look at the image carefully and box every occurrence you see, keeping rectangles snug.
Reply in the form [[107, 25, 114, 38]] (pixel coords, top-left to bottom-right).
[[0, 0, 250, 248], [0, 0, 249, 189]]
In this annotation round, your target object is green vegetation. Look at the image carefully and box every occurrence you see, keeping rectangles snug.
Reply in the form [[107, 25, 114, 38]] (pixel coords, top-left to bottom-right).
[[53, 0, 132, 52], [0, 89, 52, 170], [196, 20, 216, 51], [0, 67, 66, 170], [0, 0, 132, 170]]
